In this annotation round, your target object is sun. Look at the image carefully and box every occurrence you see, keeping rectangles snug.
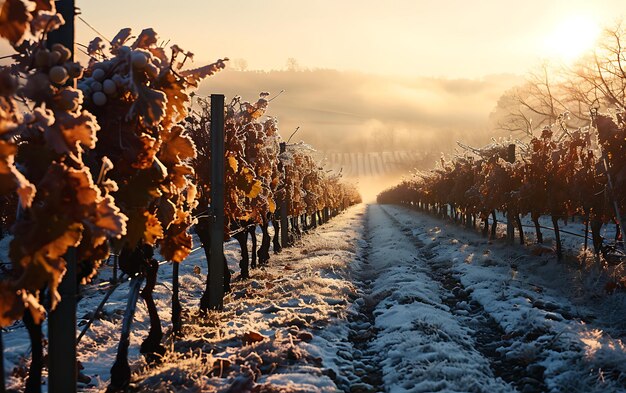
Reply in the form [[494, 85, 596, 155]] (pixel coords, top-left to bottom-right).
[[543, 15, 601, 62]]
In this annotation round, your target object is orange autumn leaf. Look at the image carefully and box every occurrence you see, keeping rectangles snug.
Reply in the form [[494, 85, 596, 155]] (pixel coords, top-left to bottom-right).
[[0, 0, 31, 46], [143, 211, 164, 245]]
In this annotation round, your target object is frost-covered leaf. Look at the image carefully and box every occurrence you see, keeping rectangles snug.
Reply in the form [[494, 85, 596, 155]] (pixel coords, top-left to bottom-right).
[[0, 0, 31, 46], [144, 211, 163, 245], [131, 28, 158, 49], [268, 196, 276, 213], [128, 83, 167, 127], [237, 166, 262, 199], [157, 197, 176, 228], [0, 281, 23, 327], [46, 110, 100, 155], [159, 125, 196, 164], [23, 292, 46, 324], [159, 218, 192, 263], [0, 140, 35, 207], [111, 27, 132, 49], [32, 0, 54, 12], [87, 36, 106, 56], [180, 58, 228, 87], [132, 134, 158, 170], [30, 10, 63, 34], [227, 155, 238, 173], [169, 163, 193, 189], [92, 192, 126, 231], [88, 193, 127, 244], [157, 72, 189, 126]]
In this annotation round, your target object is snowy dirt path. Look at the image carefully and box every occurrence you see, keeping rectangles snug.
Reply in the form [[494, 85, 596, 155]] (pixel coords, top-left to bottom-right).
[[378, 204, 626, 393], [353, 204, 514, 393], [4, 203, 626, 392]]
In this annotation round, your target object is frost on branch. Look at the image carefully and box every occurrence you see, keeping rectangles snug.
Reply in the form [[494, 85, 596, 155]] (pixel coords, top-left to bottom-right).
[[181, 58, 228, 87]]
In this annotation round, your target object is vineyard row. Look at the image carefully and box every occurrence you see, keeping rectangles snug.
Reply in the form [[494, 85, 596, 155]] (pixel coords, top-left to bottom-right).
[[378, 113, 626, 261], [0, 2, 360, 392]]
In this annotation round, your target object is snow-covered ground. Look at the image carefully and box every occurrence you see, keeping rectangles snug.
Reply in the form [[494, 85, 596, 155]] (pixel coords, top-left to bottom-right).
[[382, 204, 626, 393], [3, 206, 366, 392], [3, 203, 626, 392]]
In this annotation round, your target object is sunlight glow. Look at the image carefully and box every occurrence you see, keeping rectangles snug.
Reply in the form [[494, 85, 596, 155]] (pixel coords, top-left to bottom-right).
[[543, 15, 601, 62]]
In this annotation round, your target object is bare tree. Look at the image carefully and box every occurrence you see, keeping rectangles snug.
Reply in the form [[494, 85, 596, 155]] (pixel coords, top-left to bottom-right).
[[492, 56, 606, 137], [232, 58, 249, 71], [491, 23, 626, 138], [286, 57, 300, 72], [565, 22, 626, 112]]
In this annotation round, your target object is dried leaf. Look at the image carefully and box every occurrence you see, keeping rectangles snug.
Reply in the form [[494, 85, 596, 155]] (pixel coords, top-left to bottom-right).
[[0, 140, 36, 207], [23, 291, 46, 324], [159, 125, 196, 164], [111, 27, 132, 48], [30, 10, 63, 34], [268, 197, 276, 213], [0, 0, 31, 46], [160, 219, 192, 263], [247, 180, 262, 199], [128, 83, 167, 127], [0, 281, 23, 327], [169, 163, 193, 189], [47, 109, 100, 155], [227, 155, 238, 173], [87, 36, 106, 56], [180, 58, 228, 87], [242, 331, 267, 345], [132, 134, 158, 169], [131, 28, 158, 49], [143, 211, 163, 245], [32, 0, 54, 12]]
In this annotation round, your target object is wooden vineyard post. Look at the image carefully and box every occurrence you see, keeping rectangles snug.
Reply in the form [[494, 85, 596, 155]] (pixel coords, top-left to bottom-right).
[[208, 94, 225, 310], [506, 144, 516, 244], [172, 262, 182, 335], [47, 2, 77, 391], [280, 142, 289, 248]]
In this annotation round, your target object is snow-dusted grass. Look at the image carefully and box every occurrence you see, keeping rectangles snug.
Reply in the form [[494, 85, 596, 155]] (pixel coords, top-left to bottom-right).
[[3, 205, 366, 392]]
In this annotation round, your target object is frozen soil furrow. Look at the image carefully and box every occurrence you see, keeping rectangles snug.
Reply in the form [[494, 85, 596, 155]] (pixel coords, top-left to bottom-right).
[[379, 205, 548, 393], [364, 204, 513, 393], [382, 204, 626, 393], [343, 206, 386, 393]]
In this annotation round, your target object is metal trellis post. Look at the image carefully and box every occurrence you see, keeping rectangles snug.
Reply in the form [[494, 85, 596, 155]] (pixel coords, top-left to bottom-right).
[[208, 94, 225, 309], [47, 1, 77, 391]]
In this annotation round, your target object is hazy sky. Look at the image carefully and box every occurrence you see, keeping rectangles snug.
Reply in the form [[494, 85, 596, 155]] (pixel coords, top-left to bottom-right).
[[76, 0, 626, 78]]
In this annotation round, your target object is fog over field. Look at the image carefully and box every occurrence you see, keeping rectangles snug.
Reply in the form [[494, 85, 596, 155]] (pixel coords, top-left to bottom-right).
[[198, 68, 523, 160]]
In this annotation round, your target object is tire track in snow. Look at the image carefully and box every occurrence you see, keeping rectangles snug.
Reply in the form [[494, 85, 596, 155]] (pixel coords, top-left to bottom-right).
[[343, 204, 385, 393], [379, 205, 548, 393]]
